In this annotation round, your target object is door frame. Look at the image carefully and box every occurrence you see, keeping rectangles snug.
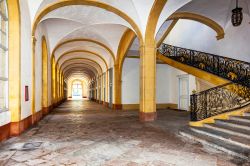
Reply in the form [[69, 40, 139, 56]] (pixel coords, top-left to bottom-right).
[[177, 74, 189, 111]]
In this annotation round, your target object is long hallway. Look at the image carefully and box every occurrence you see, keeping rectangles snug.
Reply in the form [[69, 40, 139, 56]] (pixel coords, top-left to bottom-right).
[[0, 100, 242, 166]]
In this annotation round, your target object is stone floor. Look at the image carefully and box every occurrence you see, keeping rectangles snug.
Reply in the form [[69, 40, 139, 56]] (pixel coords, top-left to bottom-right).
[[0, 99, 249, 166]]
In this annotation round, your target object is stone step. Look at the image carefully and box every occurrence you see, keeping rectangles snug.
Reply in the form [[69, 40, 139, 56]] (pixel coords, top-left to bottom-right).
[[179, 128, 250, 160], [244, 112, 250, 116], [203, 123, 250, 139], [230, 116, 250, 123], [190, 127, 250, 149], [215, 120, 250, 131]]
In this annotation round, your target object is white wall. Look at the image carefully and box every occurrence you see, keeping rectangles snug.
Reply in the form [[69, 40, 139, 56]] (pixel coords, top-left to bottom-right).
[[35, 23, 51, 111], [0, 111, 10, 126], [164, 14, 250, 62], [35, 27, 42, 112], [122, 58, 140, 104], [156, 64, 170, 103], [20, 0, 32, 119], [121, 58, 197, 105], [167, 66, 185, 104]]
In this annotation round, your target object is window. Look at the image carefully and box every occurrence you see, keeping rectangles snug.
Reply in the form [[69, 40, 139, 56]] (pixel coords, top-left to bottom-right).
[[0, 0, 8, 111], [72, 81, 82, 98]]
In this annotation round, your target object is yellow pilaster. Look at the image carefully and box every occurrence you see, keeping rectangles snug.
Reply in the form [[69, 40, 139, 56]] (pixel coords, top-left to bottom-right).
[[61, 73, 63, 99], [42, 37, 48, 108], [114, 65, 122, 108], [32, 36, 37, 115], [139, 43, 157, 121], [51, 56, 56, 104], [105, 72, 109, 104], [56, 66, 59, 103], [140, 0, 167, 121], [8, 0, 21, 122]]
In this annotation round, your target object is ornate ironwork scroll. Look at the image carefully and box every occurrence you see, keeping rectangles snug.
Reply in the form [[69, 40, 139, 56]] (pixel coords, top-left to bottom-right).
[[190, 83, 250, 121], [159, 44, 250, 88]]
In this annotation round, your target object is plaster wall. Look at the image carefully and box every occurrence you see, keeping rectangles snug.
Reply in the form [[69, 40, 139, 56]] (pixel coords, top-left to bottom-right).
[[33, 23, 52, 112], [20, 0, 32, 119], [34, 26, 42, 113], [121, 58, 197, 106], [164, 15, 250, 62], [121, 58, 140, 104], [156, 64, 170, 103], [0, 111, 10, 126]]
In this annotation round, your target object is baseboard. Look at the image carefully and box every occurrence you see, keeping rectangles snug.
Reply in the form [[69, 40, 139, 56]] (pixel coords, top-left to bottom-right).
[[122, 103, 178, 110], [0, 99, 65, 142]]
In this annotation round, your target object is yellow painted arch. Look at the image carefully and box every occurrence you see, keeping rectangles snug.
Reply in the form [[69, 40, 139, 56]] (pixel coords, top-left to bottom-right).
[[60, 58, 103, 74], [32, 0, 143, 43], [65, 73, 91, 81], [64, 66, 97, 76], [116, 29, 136, 72], [63, 63, 99, 76], [60, 59, 103, 75], [52, 38, 116, 63], [145, 0, 167, 45], [114, 29, 136, 106], [67, 75, 90, 81], [167, 12, 225, 40], [63, 66, 98, 78], [64, 68, 96, 78], [56, 50, 108, 70]]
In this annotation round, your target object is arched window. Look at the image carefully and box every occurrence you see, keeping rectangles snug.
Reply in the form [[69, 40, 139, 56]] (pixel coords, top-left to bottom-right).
[[0, 0, 8, 111]]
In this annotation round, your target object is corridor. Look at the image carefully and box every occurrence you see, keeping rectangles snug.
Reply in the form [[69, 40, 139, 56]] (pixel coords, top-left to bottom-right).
[[0, 100, 242, 166]]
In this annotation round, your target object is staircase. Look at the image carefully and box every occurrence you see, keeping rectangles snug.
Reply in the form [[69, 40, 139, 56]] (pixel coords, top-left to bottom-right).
[[158, 43, 250, 160], [159, 43, 250, 88], [180, 111, 250, 160]]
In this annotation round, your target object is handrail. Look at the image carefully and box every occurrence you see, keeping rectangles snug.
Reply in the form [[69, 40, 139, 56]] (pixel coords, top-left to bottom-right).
[[190, 82, 250, 121], [159, 43, 250, 88]]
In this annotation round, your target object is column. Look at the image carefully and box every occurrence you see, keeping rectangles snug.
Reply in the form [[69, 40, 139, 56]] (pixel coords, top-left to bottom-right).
[[139, 43, 157, 121]]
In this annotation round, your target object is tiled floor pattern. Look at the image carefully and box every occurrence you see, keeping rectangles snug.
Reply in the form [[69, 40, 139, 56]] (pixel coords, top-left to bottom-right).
[[0, 99, 249, 166]]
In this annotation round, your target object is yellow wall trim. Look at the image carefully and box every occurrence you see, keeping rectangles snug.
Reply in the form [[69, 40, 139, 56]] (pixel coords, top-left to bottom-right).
[[52, 38, 116, 64], [123, 103, 178, 110], [156, 19, 178, 47], [56, 50, 108, 70], [8, 0, 21, 122], [32, 0, 143, 44], [114, 29, 136, 105], [157, 53, 229, 86], [167, 12, 225, 40], [59, 58, 103, 74], [42, 36, 49, 108]]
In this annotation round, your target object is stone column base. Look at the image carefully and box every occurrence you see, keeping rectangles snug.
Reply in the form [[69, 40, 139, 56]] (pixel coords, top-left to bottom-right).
[[139, 112, 157, 122]]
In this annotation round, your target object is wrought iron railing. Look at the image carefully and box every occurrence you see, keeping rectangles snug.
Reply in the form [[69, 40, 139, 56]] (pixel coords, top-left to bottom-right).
[[159, 44, 250, 88], [190, 83, 250, 121]]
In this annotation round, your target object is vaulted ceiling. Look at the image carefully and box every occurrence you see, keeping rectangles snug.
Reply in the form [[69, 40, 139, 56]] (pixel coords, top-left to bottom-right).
[[26, 0, 250, 84]]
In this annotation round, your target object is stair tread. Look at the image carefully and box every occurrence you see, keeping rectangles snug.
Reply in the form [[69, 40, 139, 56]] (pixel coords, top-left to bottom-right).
[[191, 127, 250, 147], [180, 128, 250, 158], [216, 119, 250, 127], [205, 123, 250, 136], [232, 116, 250, 121]]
